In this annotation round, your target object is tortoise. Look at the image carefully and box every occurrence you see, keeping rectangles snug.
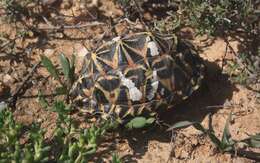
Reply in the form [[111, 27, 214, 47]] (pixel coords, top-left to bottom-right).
[[70, 32, 205, 122]]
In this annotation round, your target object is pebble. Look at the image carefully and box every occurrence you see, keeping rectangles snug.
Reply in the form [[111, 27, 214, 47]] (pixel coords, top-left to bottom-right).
[[44, 49, 55, 57], [3, 74, 15, 84], [0, 101, 7, 112]]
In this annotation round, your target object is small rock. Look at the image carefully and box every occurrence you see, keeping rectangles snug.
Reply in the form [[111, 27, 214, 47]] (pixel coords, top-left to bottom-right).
[[44, 49, 55, 57], [144, 12, 152, 21], [61, 0, 72, 9], [89, 0, 99, 7], [3, 74, 15, 84], [37, 118, 43, 123], [0, 101, 7, 112], [37, 67, 50, 78]]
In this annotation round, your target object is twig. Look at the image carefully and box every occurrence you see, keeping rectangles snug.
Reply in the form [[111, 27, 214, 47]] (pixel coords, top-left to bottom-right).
[[41, 16, 53, 27], [0, 36, 21, 51], [232, 150, 260, 161], [109, 17, 119, 36], [0, 40, 14, 51], [223, 36, 253, 75], [221, 40, 229, 71], [222, 37, 237, 57], [8, 61, 41, 108], [38, 21, 105, 30], [132, 0, 150, 32], [118, 18, 139, 26], [205, 105, 234, 109], [166, 129, 176, 163]]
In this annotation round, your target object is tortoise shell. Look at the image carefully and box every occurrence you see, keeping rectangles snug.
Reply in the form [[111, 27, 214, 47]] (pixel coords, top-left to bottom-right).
[[71, 32, 205, 121]]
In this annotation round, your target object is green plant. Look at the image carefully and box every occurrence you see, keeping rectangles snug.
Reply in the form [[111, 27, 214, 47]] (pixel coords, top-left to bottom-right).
[[49, 100, 116, 162], [112, 153, 123, 163], [0, 78, 120, 162], [226, 51, 260, 85], [153, 11, 181, 33], [37, 95, 118, 162], [40, 53, 127, 161], [21, 124, 50, 162], [41, 53, 76, 97], [0, 109, 50, 162], [178, 0, 256, 36], [115, 0, 132, 6], [55, 124, 111, 162], [125, 116, 155, 129], [0, 110, 22, 162], [168, 113, 260, 156]]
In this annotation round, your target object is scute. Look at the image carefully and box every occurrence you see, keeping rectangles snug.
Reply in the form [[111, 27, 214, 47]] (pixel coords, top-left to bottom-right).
[[71, 32, 205, 121]]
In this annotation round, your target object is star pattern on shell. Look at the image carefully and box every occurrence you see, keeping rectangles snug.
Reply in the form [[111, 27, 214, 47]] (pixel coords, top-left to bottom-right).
[[70, 32, 205, 121]]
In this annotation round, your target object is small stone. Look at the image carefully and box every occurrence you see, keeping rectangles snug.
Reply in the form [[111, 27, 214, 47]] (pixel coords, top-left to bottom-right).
[[3, 74, 15, 84], [37, 118, 43, 123], [0, 101, 7, 112], [44, 49, 55, 57], [89, 0, 98, 7], [144, 12, 152, 21], [37, 67, 50, 78], [61, 0, 72, 9]]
